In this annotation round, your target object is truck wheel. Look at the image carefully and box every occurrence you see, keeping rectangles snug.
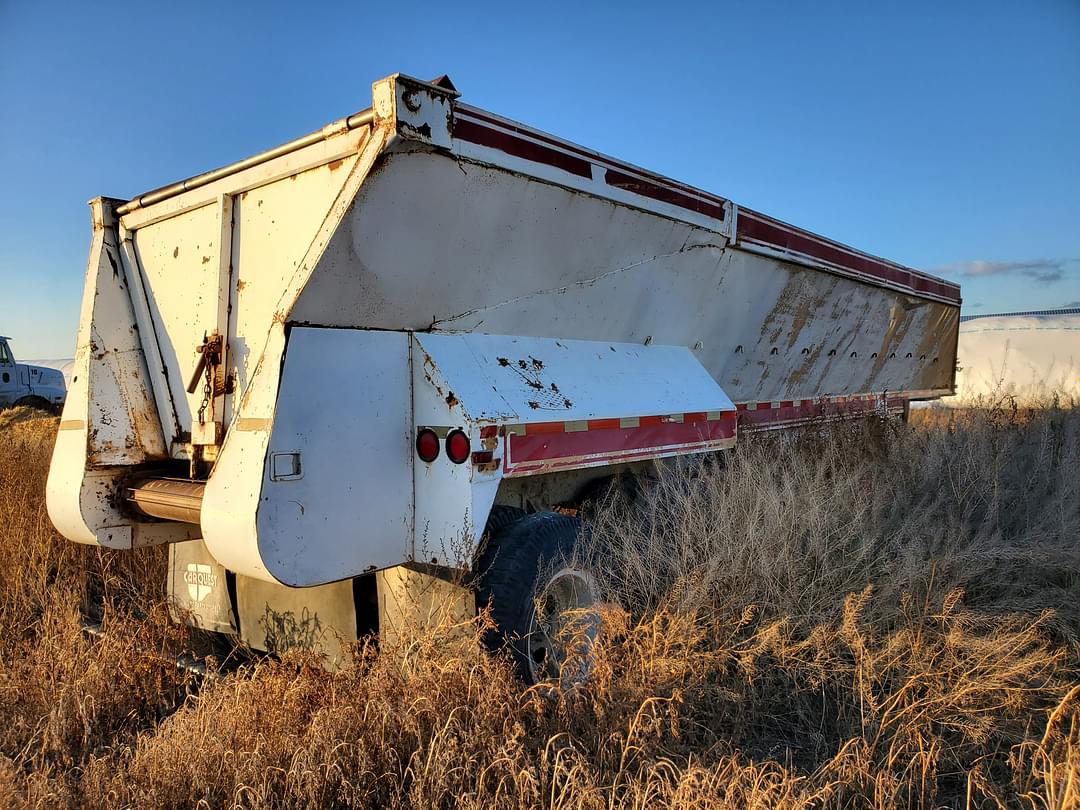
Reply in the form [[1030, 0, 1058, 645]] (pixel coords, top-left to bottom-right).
[[14, 396, 52, 413], [475, 512, 600, 684]]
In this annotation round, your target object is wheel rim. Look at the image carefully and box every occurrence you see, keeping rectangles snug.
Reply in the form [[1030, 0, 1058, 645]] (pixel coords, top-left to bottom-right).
[[526, 567, 600, 684]]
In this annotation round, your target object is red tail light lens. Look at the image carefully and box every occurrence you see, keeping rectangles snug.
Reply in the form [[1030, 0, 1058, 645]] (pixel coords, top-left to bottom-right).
[[416, 428, 440, 462], [446, 430, 470, 464]]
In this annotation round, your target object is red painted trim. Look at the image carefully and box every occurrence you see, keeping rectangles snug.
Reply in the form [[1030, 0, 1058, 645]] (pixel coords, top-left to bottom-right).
[[456, 106, 728, 206], [479, 425, 498, 439], [586, 417, 622, 430], [454, 104, 958, 306], [604, 169, 725, 220], [453, 118, 592, 179], [734, 395, 912, 430], [524, 420, 566, 434], [507, 417, 736, 468], [737, 210, 961, 304]]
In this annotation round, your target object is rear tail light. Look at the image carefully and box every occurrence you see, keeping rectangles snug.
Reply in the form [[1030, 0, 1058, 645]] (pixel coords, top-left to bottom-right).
[[446, 430, 470, 464], [416, 428, 440, 462]]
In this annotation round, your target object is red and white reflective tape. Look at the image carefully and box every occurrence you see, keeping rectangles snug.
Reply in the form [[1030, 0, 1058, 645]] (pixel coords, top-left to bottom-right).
[[498, 410, 737, 477], [476, 390, 944, 477], [734, 391, 933, 431]]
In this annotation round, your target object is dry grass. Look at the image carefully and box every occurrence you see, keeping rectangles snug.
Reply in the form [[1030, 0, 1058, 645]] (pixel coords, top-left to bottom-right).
[[0, 403, 1077, 808]]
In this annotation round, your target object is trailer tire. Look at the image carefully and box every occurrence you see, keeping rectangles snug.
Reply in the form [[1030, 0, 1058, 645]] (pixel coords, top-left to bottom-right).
[[483, 504, 527, 536], [475, 512, 600, 684], [14, 396, 53, 414]]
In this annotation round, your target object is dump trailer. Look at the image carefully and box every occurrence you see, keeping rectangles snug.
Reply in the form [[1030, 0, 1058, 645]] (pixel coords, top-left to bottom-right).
[[47, 74, 961, 678]]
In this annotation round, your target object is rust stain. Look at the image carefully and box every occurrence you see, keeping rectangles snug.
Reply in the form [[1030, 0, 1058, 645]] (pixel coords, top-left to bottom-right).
[[202, 255, 211, 264], [327, 159, 344, 171], [236, 279, 246, 291], [173, 246, 179, 259], [868, 302, 915, 383], [786, 343, 823, 390], [445, 391, 458, 408]]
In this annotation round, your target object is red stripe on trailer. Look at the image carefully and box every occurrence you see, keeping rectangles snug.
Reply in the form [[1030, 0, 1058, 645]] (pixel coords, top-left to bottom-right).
[[733, 393, 911, 430], [586, 417, 622, 430], [524, 420, 566, 434], [737, 211, 961, 304], [453, 118, 593, 179], [453, 106, 957, 307], [604, 169, 725, 220], [507, 415, 736, 470], [456, 106, 729, 207]]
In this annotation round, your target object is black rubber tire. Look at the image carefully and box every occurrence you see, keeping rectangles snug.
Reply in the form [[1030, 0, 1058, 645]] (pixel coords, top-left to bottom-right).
[[14, 396, 53, 414], [474, 511, 585, 681], [483, 504, 527, 536]]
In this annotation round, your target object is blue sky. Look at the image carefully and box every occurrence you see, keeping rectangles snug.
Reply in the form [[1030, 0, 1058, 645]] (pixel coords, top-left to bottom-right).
[[2, 0, 1077, 358]]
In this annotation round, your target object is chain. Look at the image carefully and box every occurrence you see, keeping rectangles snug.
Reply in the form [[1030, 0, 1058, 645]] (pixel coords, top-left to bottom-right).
[[196, 334, 221, 425], [197, 350, 213, 425]]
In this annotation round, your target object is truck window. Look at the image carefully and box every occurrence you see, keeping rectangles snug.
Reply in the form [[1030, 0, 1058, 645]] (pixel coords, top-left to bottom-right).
[[0, 342, 11, 365]]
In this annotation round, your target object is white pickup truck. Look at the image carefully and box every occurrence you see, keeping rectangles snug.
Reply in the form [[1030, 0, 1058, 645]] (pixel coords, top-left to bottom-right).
[[47, 73, 960, 679], [0, 336, 66, 412]]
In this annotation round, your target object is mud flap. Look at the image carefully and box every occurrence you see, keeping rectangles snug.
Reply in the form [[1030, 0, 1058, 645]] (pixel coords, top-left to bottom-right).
[[167, 539, 237, 635]]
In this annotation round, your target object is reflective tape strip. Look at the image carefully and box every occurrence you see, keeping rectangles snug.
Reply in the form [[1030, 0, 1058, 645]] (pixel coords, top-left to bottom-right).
[[235, 418, 272, 432]]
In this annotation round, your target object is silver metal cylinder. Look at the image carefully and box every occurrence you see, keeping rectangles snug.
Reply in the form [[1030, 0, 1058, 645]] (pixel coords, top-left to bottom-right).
[[127, 478, 205, 525], [116, 108, 375, 215]]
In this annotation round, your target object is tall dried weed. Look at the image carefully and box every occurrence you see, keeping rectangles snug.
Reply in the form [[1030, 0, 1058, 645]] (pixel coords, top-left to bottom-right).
[[0, 403, 1076, 808]]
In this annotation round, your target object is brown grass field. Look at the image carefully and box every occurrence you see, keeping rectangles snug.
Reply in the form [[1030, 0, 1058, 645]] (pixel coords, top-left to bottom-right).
[[0, 402, 1078, 808]]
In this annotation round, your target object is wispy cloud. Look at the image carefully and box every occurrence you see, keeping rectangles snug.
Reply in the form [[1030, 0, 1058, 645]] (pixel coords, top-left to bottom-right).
[[1064, 300, 1080, 308], [936, 258, 1068, 284]]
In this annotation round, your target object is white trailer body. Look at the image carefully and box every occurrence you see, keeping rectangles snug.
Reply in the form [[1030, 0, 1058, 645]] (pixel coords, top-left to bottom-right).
[[47, 74, 960, 665], [948, 308, 1080, 403]]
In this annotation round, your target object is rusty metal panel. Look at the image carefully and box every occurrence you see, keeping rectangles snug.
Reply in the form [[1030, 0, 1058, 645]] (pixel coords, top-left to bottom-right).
[[296, 150, 957, 405], [127, 202, 223, 445], [227, 154, 362, 422]]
